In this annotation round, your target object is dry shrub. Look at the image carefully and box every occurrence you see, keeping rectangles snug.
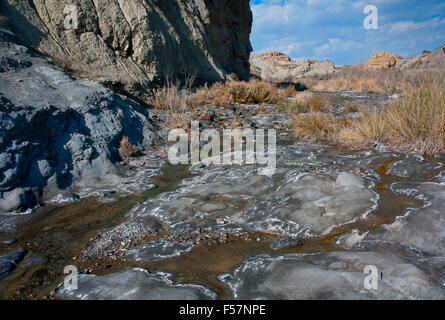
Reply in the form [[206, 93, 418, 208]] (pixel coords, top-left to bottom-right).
[[186, 86, 211, 108], [385, 81, 444, 155], [282, 92, 329, 113], [293, 113, 347, 141], [310, 77, 386, 93], [119, 136, 140, 159], [157, 79, 287, 108], [338, 80, 445, 155], [279, 85, 298, 99], [247, 80, 279, 104], [148, 81, 187, 111], [147, 79, 291, 112], [165, 109, 199, 129], [337, 113, 389, 147], [51, 56, 75, 72], [302, 64, 444, 93], [0, 15, 9, 25]]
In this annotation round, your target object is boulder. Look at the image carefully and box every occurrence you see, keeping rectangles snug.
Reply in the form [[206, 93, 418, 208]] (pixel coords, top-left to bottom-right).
[[0, 0, 252, 94], [365, 52, 402, 70]]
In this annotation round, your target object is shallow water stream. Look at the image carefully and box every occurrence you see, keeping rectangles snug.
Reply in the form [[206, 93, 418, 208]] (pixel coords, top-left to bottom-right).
[[2, 138, 442, 299]]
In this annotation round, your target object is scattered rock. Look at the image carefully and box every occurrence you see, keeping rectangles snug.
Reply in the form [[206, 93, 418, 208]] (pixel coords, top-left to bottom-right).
[[1, 0, 252, 91]]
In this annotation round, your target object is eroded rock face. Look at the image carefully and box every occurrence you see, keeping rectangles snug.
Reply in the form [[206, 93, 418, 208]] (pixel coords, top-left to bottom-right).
[[0, 0, 252, 93], [0, 29, 159, 214], [250, 51, 336, 82]]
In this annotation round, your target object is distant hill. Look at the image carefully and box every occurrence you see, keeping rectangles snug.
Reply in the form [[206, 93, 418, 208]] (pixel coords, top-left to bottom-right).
[[250, 51, 336, 83], [365, 46, 445, 70]]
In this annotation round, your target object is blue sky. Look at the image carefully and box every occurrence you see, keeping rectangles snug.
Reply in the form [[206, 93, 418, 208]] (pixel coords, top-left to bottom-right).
[[250, 0, 445, 65]]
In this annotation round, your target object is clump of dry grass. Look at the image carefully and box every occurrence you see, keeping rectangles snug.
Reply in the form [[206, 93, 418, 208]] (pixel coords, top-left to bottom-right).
[[293, 80, 445, 156], [340, 81, 445, 155], [302, 65, 444, 93], [294, 93, 329, 113], [279, 92, 330, 113], [148, 79, 287, 110], [206, 80, 281, 107], [0, 15, 9, 25], [119, 136, 140, 159], [293, 113, 348, 141]]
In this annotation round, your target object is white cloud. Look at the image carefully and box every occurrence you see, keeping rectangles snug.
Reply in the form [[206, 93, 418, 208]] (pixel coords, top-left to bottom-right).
[[388, 17, 445, 34], [250, 0, 445, 65]]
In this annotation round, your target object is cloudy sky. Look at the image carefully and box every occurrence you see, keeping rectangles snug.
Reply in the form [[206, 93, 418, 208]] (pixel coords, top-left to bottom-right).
[[250, 0, 445, 65]]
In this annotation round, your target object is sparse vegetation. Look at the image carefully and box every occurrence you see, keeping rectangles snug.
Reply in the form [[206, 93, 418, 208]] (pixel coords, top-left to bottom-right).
[[292, 80, 445, 156], [340, 80, 445, 155], [301, 65, 444, 93], [293, 93, 329, 113], [119, 136, 140, 159], [0, 15, 8, 25]]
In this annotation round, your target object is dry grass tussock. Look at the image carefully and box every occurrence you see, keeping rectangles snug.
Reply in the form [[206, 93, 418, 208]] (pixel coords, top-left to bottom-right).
[[148, 79, 296, 110], [0, 15, 8, 25], [293, 80, 445, 156], [279, 92, 330, 113], [119, 136, 140, 159], [302, 64, 445, 93], [147, 79, 299, 127], [340, 80, 445, 155]]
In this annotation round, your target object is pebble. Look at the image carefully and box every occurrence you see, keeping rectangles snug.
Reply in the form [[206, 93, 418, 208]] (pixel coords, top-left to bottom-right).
[[1, 239, 16, 244]]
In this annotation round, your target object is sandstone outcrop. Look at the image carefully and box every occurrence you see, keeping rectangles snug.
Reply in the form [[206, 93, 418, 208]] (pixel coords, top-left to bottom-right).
[[365, 46, 445, 70], [365, 52, 402, 70], [250, 51, 336, 83], [0, 0, 252, 94], [0, 28, 159, 214]]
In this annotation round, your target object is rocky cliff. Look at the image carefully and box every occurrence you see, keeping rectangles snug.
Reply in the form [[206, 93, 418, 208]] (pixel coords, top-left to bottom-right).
[[250, 51, 336, 83], [0, 28, 160, 215], [0, 0, 252, 94]]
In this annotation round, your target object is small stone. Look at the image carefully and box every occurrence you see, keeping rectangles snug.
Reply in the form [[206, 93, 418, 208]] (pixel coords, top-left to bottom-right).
[[1, 239, 16, 244], [328, 261, 348, 270]]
